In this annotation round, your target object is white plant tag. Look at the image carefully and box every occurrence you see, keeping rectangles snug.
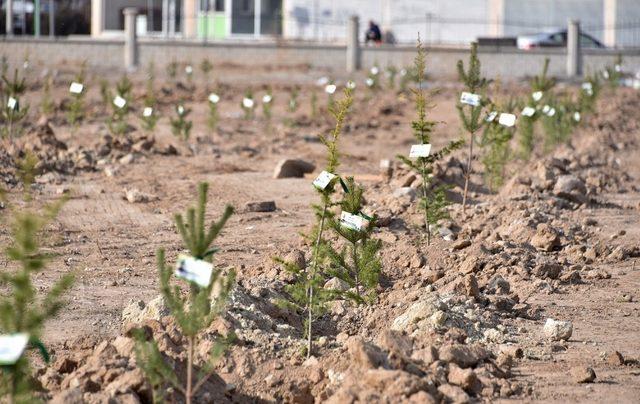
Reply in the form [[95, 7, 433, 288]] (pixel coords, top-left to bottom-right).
[[175, 254, 213, 287], [498, 113, 516, 127], [340, 211, 369, 232], [460, 92, 481, 106], [185, 65, 193, 75], [602, 70, 610, 79], [69, 82, 84, 94], [317, 77, 329, 86], [242, 98, 254, 108], [143, 107, 153, 117], [113, 96, 127, 109], [325, 84, 336, 94], [346, 80, 356, 89], [522, 106, 536, 117], [547, 107, 556, 117], [370, 66, 379, 75], [177, 105, 185, 115], [542, 105, 550, 114], [0, 333, 29, 365], [262, 94, 272, 104], [486, 111, 498, 122], [409, 144, 432, 158], [208, 93, 220, 104], [582, 82, 592, 91], [313, 171, 337, 190], [615, 64, 621, 72], [7, 97, 17, 110], [532, 91, 543, 102], [365, 78, 374, 87], [573, 112, 581, 122]]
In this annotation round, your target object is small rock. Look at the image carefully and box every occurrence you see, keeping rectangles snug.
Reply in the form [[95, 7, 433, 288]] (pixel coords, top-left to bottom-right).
[[571, 366, 596, 383], [605, 351, 624, 365], [439, 344, 490, 368], [543, 318, 573, 341], [392, 187, 417, 200], [124, 188, 152, 203], [452, 239, 471, 250], [346, 337, 385, 369], [245, 201, 276, 212], [447, 363, 477, 392], [324, 277, 349, 291], [530, 223, 561, 252], [284, 250, 306, 270], [273, 159, 315, 178], [437, 383, 470, 404], [463, 274, 479, 298]]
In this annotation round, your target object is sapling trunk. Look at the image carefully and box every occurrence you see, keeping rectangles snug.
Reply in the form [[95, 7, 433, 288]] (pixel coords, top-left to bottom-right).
[[462, 132, 475, 212]]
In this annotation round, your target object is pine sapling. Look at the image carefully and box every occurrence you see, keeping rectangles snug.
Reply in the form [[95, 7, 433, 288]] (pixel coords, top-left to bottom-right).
[[170, 104, 193, 141], [288, 86, 300, 113], [603, 54, 623, 88], [481, 100, 516, 192], [133, 182, 235, 404], [108, 75, 133, 136], [397, 40, 463, 244], [324, 177, 382, 304], [579, 73, 601, 114], [66, 69, 87, 126], [262, 88, 273, 121], [277, 88, 353, 358], [207, 92, 220, 131], [2, 69, 29, 143], [200, 58, 213, 89], [144, 62, 157, 109], [40, 75, 55, 117], [310, 92, 318, 120], [167, 60, 178, 80], [385, 65, 398, 90], [0, 155, 74, 403], [457, 42, 489, 212], [241, 90, 255, 120]]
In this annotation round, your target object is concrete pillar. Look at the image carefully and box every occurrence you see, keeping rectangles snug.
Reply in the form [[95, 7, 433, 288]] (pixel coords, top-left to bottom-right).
[[488, 0, 505, 37], [91, 0, 103, 37], [346, 15, 360, 73], [566, 19, 582, 78], [5, 0, 13, 36], [124, 8, 138, 70], [49, 0, 54, 37], [604, 0, 617, 48], [34, 0, 40, 37], [184, 0, 197, 38]]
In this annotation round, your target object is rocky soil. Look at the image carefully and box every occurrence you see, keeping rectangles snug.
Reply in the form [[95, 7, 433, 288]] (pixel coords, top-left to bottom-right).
[[1, 64, 639, 403]]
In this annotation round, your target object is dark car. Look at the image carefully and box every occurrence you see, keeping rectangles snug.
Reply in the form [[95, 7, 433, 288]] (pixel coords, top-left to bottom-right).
[[517, 29, 605, 50]]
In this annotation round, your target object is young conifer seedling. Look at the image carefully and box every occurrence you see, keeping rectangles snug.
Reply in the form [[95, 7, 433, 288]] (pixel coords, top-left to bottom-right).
[[107, 75, 133, 136], [277, 88, 353, 358], [262, 89, 273, 121], [2, 69, 29, 143], [324, 177, 382, 304], [397, 40, 463, 244], [40, 75, 55, 117], [144, 62, 157, 109], [288, 86, 300, 113], [200, 58, 213, 89], [385, 65, 398, 90], [133, 182, 235, 404], [457, 42, 489, 212], [207, 92, 220, 131], [0, 155, 74, 403], [481, 101, 517, 192], [170, 104, 193, 141], [310, 91, 318, 120], [241, 90, 255, 120], [167, 60, 178, 80], [578, 74, 601, 114], [518, 58, 555, 160], [603, 54, 623, 88], [66, 68, 87, 127]]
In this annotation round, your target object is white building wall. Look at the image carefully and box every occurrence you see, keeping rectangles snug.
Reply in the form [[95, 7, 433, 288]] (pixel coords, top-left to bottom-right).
[[615, 0, 640, 47]]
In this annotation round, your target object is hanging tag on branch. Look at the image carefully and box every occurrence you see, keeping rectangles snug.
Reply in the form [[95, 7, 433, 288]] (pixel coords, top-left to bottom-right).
[[0, 333, 29, 365], [175, 254, 213, 287], [69, 82, 84, 94], [498, 113, 516, 127], [113, 96, 127, 109], [485, 111, 498, 122], [522, 106, 536, 117], [325, 84, 336, 94], [242, 98, 254, 108], [313, 171, 337, 190], [460, 92, 481, 106], [532, 91, 543, 102], [409, 144, 432, 158], [339, 211, 370, 232], [143, 107, 153, 117], [7, 97, 18, 111], [208, 93, 220, 104]]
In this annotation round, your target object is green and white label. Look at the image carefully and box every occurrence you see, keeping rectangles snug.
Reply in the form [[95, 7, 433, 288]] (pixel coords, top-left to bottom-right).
[[498, 113, 516, 127], [340, 211, 370, 232], [409, 144, 432, 158], [460, 92, 481, 107], [313, 171, 337, 190], [113, 96, 127, 109], [69, 82, 84, 94], [522, 106, 536, 117]]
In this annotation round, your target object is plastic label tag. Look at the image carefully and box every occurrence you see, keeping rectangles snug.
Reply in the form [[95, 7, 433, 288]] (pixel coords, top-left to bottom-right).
[[346, 80, 356, 89], [615, 64, 621, 72], [409, 144, 432, 158], [113, 96, 127, 109], [498, 113, 516, 127], [208, 93, 220, 104], [7, 97, 17, 110], [522, 107, 536, 117], [325, 84, 336, 94], [532, 91, 543, 102], [262, 94, 272, 104], [370, 66, 379, 75], [340, 211, 369, 232], [317, 77, 329, 86], [69, 82, 84, 94], [143, 107, 153, 117], [0, 333, 29, 365], [185, 65, 193, 75], [242, 98, 254, 108], [573, 112, 581, 122], [486, 111, 498, 122], [602, 70, 610, 79], [175, 254, 213, 287], [546, 107, 556, 117], [177, 105, 185, 115], [365, 78, 374, 87], [460, 92, 481, 106], [313, 171, 337, 190]]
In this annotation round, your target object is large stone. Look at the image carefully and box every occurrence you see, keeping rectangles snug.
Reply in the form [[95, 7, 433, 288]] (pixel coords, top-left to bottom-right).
[[439, 344, 490, 368], [346, 337, 385, 369], [437, 383, 470, 404], [543, 318, 573, 341], [391, 298, 441, 331], [50, 388, 83, 404], [571, 366, 596, 383], [447, 363, 478, 392], [377, 330, 413, 363], [273, 159, 315, 178], [530, 223, 561, 252], [324, 277, 349, 291], [245, 200, 276, 212], [554, 175, 587, 202], [122, 296, 169, 326]]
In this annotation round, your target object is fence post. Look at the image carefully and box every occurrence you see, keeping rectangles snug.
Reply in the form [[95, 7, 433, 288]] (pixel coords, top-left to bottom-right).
[[346, 15, 360, 73], [566, 19, 582, 78], [5, 0, 13, 36], [124, 7, 139, 70]]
